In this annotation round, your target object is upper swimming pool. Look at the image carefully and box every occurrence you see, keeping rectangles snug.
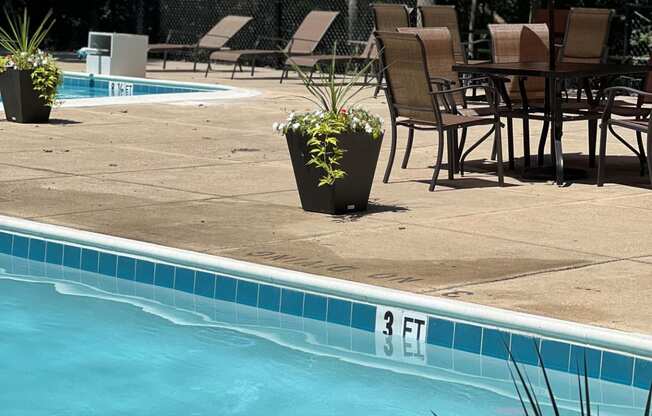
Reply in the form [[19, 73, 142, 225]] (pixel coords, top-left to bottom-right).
[[0, 72, 257, 108], [0, 216, 650, 415]]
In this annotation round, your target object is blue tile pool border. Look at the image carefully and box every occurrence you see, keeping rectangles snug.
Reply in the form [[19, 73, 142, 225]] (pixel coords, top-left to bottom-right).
[[0, 227, 650, 391]]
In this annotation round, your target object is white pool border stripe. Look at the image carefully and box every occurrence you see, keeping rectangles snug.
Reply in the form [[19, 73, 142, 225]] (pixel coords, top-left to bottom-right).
[[1, 214, 651, 359], [0, 71, 259, 111]]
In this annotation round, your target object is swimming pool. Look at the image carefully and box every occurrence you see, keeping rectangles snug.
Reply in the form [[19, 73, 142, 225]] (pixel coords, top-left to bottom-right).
[[1, 216, 650, 415], [0, 72, 257, 108]]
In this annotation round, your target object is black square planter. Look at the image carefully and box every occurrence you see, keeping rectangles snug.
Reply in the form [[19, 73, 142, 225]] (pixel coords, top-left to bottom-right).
[[286, 130, 383, 215], [0, 68, 52, 123]]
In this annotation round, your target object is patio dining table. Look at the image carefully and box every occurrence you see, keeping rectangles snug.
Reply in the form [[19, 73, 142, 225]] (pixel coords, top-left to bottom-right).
[[452, 62, 648, 185]]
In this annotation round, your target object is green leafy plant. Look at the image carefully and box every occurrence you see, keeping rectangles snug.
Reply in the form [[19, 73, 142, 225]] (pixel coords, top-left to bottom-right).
[[0, 9, 62, 106], [506, 341, 652, 416], [274, 46, 383, 186]]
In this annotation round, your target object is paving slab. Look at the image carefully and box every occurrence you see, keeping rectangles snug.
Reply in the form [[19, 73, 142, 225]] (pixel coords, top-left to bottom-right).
[[0, 58, 649, 335]]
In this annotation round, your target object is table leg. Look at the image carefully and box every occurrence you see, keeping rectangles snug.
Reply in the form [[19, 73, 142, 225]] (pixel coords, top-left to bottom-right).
[[549, 76, 564, 185]]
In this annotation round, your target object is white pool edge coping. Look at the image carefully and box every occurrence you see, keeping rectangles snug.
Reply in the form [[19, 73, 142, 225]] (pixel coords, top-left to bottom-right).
[[1, 214, 651, 359], [0, 71, 259, 111]]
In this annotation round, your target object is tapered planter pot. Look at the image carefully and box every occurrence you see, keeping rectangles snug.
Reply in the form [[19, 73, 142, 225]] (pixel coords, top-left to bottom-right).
[[286, 130, 384, 215], [0, 68, 52, 123]]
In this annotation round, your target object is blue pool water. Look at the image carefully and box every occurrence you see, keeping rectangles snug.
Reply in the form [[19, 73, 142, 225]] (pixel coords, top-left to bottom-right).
[[0, 74, 221, 102], [1, 251, 650, 416]]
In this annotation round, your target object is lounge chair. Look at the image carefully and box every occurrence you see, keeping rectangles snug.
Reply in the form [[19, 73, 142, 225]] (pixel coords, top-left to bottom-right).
[[375, 30, 504, 191], [282, 34, 377, 84], [207, 11, 339, 79], [148, 15, 253, 71]]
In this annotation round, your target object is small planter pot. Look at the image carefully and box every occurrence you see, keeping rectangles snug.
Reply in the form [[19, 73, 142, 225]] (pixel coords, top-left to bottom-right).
[[0, 68, 52, 123], [286, 130, 384, 215]]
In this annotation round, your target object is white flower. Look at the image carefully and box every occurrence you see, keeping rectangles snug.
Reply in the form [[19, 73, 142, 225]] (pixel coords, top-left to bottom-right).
[[292, 122, 300, 130], [272, 122, 279, 131], [365, 124, 373, 134]]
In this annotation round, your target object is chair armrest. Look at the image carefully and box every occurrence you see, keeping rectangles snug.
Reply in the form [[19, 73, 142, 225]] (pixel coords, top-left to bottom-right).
[[602, 87, 652, 119], [461, 38, 490, 46]]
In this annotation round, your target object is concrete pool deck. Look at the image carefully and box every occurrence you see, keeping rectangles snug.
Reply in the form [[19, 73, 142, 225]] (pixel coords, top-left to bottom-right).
[[1, 59, 651, 335]]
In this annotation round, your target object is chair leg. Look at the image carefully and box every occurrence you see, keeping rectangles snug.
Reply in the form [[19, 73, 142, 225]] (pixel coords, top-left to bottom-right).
[[193, 56, 198, 72], [452, 129, 460, 173], [249, 59, 256, 77], [446, 131, 455, 180], [522, 116, 531, 169], [383, 118, 398, 183], [280, 67, 289, 84], [588, 119, 597, 168], [538, 120, 549, 166], [494, 120, 505, 186], [597, 121, 609, 187], [230, 61, 238, 79], [636, 131, 647, 176], [647, 132, 652, 186], [401, 127, 414, 169], [163, 52, 168, 69], [506, 117, 515, 170], [490, 134, 497, 160], [458, 128, 467, 167], [430, 129, 446, 192]]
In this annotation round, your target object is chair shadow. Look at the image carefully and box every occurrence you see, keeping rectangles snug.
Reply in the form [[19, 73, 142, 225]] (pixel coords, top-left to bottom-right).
[[330, 200, 408, 222], [418, 159, 520, 189]]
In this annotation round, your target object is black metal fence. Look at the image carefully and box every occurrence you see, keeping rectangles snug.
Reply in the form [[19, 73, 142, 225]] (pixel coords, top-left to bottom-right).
[[4, 0, 650, 62]]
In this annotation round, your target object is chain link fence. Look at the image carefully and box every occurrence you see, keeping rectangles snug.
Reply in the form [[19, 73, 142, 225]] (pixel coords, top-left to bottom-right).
[[4, 0, 649, 65]]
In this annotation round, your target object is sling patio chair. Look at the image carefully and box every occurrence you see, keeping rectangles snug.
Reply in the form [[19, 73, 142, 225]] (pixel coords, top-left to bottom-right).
[[371, 4, 411, 31], [395, 27, 509, 177], [597, 86, 652, 187], [148, 15, 253, 71], [596, 59, 652, 180], [419, 5, 490, 102], [206, 10, 339, 79], [281, 34, 377, 84], [488, 23, 550, 170], [536, 7, 614, 167], [371, 4, 412, 96], [375, 30, 504, 191], [419, 5, 489, 65]]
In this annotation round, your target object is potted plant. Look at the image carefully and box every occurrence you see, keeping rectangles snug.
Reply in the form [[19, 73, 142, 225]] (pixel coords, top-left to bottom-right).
[[275, 53, 384, 215], [0, 9, 61, 123]]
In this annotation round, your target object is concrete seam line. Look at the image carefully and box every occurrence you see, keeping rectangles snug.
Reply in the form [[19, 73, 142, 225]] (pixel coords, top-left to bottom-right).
[[0, 214, 651, 359]]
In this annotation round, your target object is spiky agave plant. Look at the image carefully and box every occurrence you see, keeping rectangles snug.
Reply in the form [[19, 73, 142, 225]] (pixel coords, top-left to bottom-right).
[[0, 9, 61, 106], [506, 340, 652, 416], [274, 45, 383, 186], [0, 8, 55, 56]]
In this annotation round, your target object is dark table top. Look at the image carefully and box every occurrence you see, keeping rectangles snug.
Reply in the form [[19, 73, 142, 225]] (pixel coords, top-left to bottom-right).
[[453, 62, 648, 78]]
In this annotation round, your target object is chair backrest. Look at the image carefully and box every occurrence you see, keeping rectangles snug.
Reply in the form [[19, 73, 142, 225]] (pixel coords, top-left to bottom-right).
[[371, 4, 410, 31], [560, 8, 613, 64], [397, 27, 464, 104], [375, 30, 438, 123], [642, 58, 652, 104], [531, 8, 569, 43], [489, 23, 549, 100], [198, 15, 253, 49], [285, 10, 339, 54], [419, 5, 465, 64]]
